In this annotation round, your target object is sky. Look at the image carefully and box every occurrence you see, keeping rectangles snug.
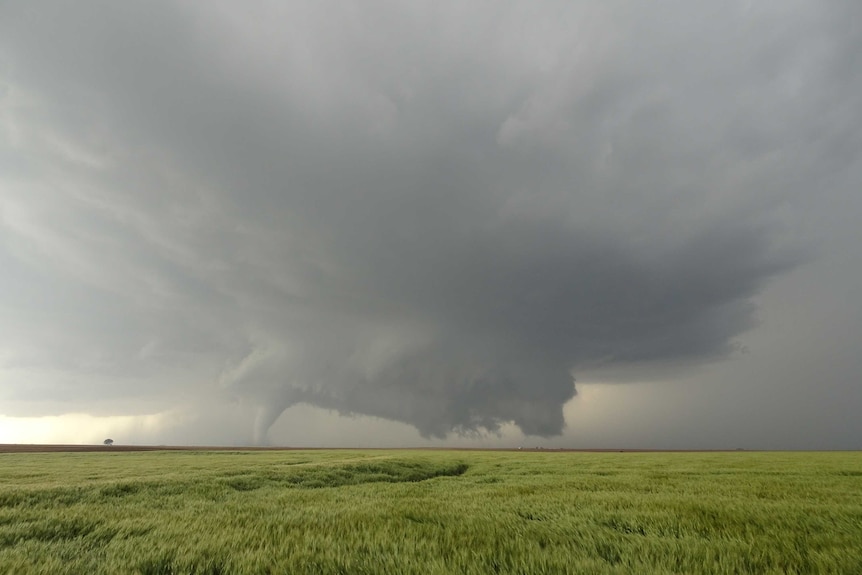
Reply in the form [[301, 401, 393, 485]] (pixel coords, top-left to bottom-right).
[[0, 1, 860, 449]]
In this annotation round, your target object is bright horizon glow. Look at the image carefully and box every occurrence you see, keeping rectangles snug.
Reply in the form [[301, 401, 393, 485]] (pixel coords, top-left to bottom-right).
[[0, 412, 170, 445]]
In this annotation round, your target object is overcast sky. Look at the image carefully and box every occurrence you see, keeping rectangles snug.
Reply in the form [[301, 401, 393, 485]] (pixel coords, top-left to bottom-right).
[[1, 1, 860, 448]]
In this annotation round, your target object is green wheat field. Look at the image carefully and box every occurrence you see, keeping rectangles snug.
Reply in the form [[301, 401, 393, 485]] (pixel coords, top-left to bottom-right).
[[1, 449, 860, 574]]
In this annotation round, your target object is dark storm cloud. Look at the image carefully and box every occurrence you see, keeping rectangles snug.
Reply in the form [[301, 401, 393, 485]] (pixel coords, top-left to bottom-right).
[[1, 1, 857, 442]]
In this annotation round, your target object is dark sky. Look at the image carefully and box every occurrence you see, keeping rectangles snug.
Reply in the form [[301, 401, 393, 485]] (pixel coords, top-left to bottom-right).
[[1, 1, 860, 448]]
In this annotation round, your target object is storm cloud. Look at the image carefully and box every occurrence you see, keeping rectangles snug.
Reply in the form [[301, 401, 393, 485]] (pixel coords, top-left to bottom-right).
[[1, 1, 859, 444]]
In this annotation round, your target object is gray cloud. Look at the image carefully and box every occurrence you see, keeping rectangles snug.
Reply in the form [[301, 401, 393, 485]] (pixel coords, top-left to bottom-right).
[[1, 1, 859, 444]]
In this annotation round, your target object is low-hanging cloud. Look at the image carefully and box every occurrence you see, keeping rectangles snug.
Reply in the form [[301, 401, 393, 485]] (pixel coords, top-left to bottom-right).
[[1, 1, 856, 443]]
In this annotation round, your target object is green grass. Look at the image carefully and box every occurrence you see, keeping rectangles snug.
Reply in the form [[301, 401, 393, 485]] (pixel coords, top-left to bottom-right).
[[0, 450, 860, 574]]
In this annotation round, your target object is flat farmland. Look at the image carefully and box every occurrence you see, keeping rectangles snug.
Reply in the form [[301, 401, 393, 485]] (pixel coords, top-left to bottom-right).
[[0, 449, 860, 574]]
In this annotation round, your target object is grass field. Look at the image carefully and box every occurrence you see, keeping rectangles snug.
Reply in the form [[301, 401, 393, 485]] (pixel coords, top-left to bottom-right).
[[1, 449, 860, 574]]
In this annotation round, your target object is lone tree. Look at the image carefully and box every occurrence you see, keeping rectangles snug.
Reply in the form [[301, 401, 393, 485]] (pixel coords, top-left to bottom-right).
[[103, 438, 114, 446]]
